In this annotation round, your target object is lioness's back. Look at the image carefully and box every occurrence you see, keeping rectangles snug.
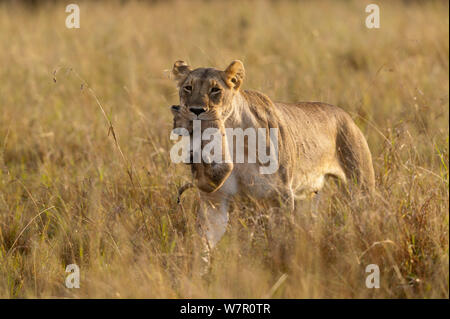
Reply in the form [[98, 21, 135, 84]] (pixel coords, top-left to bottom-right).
[[277, 100, 375, 192]]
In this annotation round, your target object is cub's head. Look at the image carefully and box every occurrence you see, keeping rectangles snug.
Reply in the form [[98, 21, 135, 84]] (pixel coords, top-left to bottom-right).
[[170, 105, 192, 134], [171, 60, 245, 120]]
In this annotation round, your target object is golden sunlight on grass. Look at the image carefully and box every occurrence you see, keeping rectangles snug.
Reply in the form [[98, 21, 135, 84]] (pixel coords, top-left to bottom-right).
[[0, 0, 448, 298]]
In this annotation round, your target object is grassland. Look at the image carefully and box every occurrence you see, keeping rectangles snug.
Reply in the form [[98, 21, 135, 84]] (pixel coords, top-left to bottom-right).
[[0, 0, 448, 298]]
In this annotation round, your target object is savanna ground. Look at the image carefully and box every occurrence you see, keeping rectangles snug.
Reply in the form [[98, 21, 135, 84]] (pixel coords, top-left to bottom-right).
[[0, 0, 448, 298]]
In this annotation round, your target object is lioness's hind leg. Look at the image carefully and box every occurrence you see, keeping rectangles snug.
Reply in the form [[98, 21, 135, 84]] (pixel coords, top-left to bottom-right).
[[336, 118, 375, 194]]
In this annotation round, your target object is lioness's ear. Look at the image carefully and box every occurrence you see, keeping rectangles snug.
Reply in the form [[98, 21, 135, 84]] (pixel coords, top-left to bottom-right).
[[172, 60, 191, 84], [224, 60, 245, 89], [170, 105, 180, 116]]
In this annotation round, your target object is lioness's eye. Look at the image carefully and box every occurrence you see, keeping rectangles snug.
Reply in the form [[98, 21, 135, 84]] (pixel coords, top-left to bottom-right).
[[183, 86, 192, 93], [210, 87, 221, 95]]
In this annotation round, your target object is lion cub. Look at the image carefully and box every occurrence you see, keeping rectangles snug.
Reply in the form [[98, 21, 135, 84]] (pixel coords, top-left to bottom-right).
[[170, 105, 233, 195]]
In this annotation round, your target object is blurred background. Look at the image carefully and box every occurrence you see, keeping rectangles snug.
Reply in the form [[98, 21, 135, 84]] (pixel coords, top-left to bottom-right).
[[0, 0, 448, 298]]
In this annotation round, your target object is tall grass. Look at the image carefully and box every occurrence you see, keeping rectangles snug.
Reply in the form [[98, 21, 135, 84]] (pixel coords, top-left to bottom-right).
[[0, 0, 448, 298]]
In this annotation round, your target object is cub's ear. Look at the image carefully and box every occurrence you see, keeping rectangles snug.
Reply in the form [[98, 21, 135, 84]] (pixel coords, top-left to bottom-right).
[[170, 105, 180, 116], [223, 60, 245, 89], [172, 60, 191, 84]]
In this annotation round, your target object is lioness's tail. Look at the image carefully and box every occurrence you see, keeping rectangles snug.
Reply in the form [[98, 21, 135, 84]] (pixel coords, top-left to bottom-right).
[[336, 114, 375, 194]]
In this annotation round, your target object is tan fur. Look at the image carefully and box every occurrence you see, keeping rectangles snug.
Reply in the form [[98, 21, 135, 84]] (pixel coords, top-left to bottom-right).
[[171, 60, 376, 269], [171, 105, 233, 194]]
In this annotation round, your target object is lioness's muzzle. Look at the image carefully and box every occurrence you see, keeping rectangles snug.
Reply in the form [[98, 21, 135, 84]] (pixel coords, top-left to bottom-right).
[[189, 107, 206, 116]]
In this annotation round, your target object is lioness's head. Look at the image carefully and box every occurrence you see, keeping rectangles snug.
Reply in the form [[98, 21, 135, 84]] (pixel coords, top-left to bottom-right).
[[171, 60, 245, 120]]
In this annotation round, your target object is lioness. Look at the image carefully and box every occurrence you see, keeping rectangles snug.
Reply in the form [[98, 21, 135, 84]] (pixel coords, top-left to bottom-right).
[[171, 60, 375, 266]]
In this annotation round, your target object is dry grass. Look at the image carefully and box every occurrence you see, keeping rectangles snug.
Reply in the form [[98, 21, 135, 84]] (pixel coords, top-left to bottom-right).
[[0, 0, 448, 298]]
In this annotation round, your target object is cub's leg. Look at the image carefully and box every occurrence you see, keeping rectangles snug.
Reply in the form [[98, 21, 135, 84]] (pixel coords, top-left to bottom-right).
[[311, 191, 321, 218]]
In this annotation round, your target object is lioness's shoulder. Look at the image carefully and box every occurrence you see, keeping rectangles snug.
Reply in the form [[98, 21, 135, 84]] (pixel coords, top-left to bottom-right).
[[241, 90, 273, 106]]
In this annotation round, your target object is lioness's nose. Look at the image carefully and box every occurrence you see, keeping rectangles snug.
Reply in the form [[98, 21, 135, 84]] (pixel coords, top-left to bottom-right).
[[189, 107, 206, 116]]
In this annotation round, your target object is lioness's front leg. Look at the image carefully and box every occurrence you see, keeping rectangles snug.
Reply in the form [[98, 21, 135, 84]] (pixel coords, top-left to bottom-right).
[[196, 191, 230, 271]]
